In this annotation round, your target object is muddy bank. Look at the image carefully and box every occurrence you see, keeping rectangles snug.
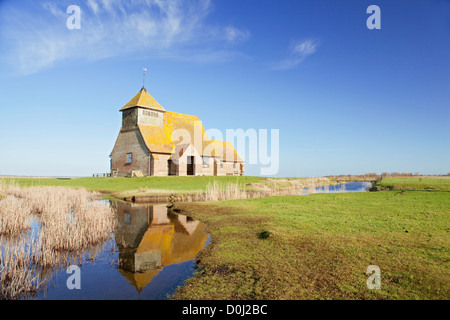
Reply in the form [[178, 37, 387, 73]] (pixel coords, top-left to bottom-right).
[[121, 193, 200, 203], [117, 177, 346, 204], [120, 184, 349, 204], [121, 189, 314, 204]]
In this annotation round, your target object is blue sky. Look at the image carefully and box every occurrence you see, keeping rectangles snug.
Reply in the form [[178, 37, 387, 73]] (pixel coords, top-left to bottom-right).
[[0, 0, 449, 177]]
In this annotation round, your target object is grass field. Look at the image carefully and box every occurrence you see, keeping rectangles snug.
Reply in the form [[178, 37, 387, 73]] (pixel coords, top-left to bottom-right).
[[172, 181, 450, 299], [0, 176, 335, 200], [374, 177, 450, 191], [1, 176, 262, 196]]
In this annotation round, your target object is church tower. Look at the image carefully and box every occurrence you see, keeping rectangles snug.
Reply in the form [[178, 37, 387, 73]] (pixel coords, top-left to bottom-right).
[[120, 86, 166, 130]]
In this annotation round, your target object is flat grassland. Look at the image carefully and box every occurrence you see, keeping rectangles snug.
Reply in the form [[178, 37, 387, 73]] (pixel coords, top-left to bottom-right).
[[375, 176, 450, 191], [173, 177, 449, 300], [1, 176, 261, 196], [0, 176, 334, 200]]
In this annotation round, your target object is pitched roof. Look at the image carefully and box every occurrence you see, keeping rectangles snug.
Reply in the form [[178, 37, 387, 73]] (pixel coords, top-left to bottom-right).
[[138, 111, 205, 154], [210, 140, 244, 162], [138, 111, 243, 162], [120, 86, 165, 112]]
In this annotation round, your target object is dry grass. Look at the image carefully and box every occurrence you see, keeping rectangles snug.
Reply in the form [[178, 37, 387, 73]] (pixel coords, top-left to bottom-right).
[[204, 181, 249, 202], [0, 236, 42, 299], [0, 184, 116, 299], [189, 178, 341, 202], [0, 196, 34, 238]]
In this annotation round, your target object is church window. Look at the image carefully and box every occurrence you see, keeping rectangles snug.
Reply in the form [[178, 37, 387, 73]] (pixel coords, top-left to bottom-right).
[[143, 110, 158, 117]]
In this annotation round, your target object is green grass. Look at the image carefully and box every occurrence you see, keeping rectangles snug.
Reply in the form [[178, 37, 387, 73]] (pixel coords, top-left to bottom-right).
[[1, 176, 335, 200], [173, 190, 450, 299], [375, 177, 450, 191], [1, 176, 264, 196]]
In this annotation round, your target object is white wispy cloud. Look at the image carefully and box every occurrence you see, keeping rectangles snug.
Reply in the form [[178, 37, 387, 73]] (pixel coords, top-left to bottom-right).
[[0, 0, 251, 75], [224, 26, 251, 44], [273, 38, 319, 70]]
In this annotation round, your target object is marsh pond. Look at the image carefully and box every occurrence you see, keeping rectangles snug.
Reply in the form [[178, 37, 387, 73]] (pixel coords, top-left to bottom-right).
[[1, 182, 371, 300], [27, 201, 209, 300]]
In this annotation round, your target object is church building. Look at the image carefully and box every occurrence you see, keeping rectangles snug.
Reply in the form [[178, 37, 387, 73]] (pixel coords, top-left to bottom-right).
[[110, 86, 244, 177]]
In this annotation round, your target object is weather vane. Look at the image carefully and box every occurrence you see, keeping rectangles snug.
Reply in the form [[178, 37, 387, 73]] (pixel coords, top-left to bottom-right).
[[143, 68, 147, 88]]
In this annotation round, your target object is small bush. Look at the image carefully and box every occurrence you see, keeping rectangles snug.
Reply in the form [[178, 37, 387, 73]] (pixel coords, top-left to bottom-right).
[[258, 230, 272, 239]]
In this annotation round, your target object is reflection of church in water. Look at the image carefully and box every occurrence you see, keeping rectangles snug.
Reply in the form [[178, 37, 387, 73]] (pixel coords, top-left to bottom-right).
[[112, 201, 208, 292]]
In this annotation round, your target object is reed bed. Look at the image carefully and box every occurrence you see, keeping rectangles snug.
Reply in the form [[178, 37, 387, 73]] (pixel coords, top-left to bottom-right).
[[0, 196, 33, 238], [172, 177, 341, 202], [0, 185, 116, 299], [203, 181, 249, 202], [128, 178, 348, 203], [0, 236, 42, 299]]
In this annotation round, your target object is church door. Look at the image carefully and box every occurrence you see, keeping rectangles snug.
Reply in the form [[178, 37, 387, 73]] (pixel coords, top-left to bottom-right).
[[187, 156, 195, 175]]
